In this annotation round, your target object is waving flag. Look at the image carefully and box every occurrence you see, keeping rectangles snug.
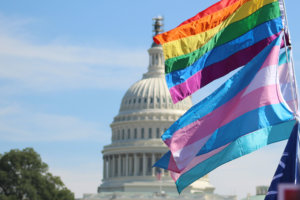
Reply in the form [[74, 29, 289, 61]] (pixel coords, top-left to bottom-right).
[[154, 35, 298, 192], [265, 123, 300, 200], [154, 0, 283, 103]]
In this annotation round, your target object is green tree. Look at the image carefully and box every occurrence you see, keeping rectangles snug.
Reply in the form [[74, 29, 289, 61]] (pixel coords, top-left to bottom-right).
[[0, 148, 74, 200]]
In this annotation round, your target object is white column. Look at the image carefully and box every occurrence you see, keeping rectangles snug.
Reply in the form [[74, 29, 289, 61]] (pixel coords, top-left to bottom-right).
[[151, 153, 155, 176], [143, 153, 146, 176], [103, 156, 107, 179], [128, 155, 132, 176], [125, 154, 129, 176], [134, 153, 138, 176], [108, 156, 112, 177], [112, 155, 115, 177], [118, 155, 121, 177]]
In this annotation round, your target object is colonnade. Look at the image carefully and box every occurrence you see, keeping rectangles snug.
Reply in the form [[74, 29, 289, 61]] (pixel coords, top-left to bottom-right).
[[103, 153, 166, 179]]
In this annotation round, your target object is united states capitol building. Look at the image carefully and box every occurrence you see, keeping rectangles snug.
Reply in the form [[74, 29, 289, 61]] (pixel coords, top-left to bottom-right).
[[81, 18, 236, 200]]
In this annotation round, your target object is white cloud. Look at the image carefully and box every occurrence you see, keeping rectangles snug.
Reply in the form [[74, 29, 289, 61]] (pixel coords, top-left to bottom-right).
[[0, 13, 148, 94], [0, 34, 147, 67], [0, 105, 108, 142], [50, 162, 102, 198]]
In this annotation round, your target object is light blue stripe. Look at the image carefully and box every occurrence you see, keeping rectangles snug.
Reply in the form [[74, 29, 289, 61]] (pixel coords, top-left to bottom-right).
[[165, 17, 283, 89], [198, 103, 294, 155], [175, 120, 296, 193], [162, 36, 281, 141], [278, 48, 290, 66]]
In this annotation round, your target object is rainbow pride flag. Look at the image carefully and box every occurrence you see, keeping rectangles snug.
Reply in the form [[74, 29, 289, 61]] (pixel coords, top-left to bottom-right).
[[154, 35, 298, 192], [154, 0, 283, 103]]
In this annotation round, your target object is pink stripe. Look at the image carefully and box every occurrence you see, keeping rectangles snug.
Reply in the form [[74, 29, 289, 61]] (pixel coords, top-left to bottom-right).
[[167, 152, 180, 173], [170, 143, 230, 182], [260, 44, 280, 69]]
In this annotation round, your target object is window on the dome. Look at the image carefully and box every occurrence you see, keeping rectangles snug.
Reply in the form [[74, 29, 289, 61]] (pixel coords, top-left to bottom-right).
[[150, 98, 153, 104], [129, 99, 131, 104], [138, 98, 141, 103], [127, 129, 131, 139], [141, 128, 144, 139], [134, 128, 137, 139], [133, 99, 136, 104], [144, 98, 147, 103], [122, 130, 125, 140], [149, 128, 152, 138], [156, 128, 160, 138], [156, 97, 160, 103], [152, 54, 155, 65], [147, 157, 152, 175], [139, 157, 143, 175]]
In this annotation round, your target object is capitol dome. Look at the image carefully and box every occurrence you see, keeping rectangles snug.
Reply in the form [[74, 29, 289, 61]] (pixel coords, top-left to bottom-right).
[[98, 17, 214, 195], [115, 45, 192, 123]]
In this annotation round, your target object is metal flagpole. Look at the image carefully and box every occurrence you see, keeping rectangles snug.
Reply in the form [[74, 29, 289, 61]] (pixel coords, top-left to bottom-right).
[[280, 0, 300, 184], [280, 0, 299, 113], [160, 178, 162, 193]]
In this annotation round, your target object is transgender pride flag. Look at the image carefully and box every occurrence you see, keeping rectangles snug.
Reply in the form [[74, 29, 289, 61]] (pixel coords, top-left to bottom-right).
[[154, 35, 298, 193]]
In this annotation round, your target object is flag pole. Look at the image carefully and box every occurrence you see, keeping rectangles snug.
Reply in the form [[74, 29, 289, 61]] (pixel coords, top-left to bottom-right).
[[296, 124, 299, 184], [280, 0, 300, 113], [280, 0, 300, 184]]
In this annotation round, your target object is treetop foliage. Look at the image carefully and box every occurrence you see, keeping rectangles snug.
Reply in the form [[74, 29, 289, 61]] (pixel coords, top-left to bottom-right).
[[0, 148, 74, 200]]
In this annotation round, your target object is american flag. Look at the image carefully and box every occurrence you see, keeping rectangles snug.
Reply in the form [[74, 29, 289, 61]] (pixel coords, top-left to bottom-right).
[[155, 167, 162, 180]]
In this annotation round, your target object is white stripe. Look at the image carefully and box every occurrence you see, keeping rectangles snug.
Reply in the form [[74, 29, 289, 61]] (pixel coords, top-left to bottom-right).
[[272, 173, 283, 180], [242, 64, 277, 97], [173, 134, 211, 170], [283, 152, 289, 156], [267, 191, 278, 195], [279, 160, 286, 168]]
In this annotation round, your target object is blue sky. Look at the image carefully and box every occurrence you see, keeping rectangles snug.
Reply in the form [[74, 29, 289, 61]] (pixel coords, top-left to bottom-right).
[[0, 0, 299, 199]]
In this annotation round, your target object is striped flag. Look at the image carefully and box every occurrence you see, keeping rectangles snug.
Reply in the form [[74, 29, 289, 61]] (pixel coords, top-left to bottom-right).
[[154, 35, 298, 193], [154, 0, 283, 103], [265, 123, 300, 200]]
